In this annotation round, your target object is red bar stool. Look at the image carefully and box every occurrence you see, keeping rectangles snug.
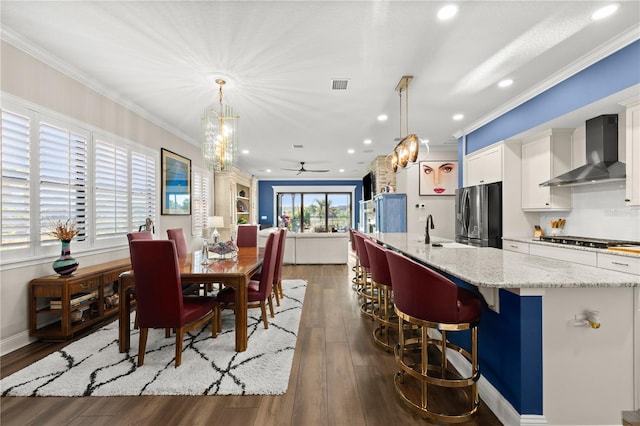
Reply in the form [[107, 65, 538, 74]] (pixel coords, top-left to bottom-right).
[[352, 231, 375, 318], [385, 249, 481, 423], [349, 229, 361, 292], [363, 238, 397, 351]]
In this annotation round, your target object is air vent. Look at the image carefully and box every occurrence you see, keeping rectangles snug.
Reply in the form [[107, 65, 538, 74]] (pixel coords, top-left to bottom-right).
[[331, 79, 350, 90], [363, 149, 374, 153], [292, 144, 304, 149]]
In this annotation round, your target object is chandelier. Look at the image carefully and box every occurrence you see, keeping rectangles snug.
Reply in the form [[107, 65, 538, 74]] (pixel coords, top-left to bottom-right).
[[390, 76, 419, 173], [202, 78, 238, 172]]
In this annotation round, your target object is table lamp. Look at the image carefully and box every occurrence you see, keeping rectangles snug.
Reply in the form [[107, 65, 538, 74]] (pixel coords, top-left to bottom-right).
[[208, 216, 224, 244]]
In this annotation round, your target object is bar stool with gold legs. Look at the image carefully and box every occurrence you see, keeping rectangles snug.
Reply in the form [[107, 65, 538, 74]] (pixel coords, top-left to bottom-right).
[[363, 238, 398, 351], [353, 232, 375, 318], [349, 229, 362, 293], [385, 250, 482, 423]]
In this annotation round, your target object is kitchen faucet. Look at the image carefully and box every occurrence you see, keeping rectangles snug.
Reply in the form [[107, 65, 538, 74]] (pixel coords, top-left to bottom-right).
[[425, 214, 435, 244]]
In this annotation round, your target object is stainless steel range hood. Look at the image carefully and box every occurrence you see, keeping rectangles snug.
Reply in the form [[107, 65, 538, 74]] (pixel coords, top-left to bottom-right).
[[540, 114, 625, 187]]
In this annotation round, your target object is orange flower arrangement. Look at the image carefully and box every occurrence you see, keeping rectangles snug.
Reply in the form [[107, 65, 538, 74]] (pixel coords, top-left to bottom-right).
[[50, 218, 79, 241]]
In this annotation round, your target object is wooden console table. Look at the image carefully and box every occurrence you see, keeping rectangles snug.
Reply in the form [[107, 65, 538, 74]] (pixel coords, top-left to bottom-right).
[[29, 258, 131, 340]]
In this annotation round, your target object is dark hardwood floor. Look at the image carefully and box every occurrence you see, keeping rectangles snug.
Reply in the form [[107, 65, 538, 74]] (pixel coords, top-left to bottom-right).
[[1, 256, 503, 426]]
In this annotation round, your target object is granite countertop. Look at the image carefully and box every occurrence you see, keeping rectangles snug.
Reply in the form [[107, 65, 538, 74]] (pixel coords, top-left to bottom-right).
[[368, 233, 640, 289], [503, 236, 640, 259]]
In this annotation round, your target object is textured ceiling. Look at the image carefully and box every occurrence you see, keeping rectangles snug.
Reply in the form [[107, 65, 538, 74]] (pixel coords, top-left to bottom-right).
[[2, 1, 639, 179]]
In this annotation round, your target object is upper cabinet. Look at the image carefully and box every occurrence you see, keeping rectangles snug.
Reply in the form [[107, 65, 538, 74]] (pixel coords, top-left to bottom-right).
[[521, 129, 572, 211], [465, 143, 503, 186], [624, 100, 640, 206]]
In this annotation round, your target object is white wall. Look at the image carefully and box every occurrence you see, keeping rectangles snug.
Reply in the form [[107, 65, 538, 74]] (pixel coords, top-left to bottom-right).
[[395, 149, 457, 241], [0, 42, 202, 355]]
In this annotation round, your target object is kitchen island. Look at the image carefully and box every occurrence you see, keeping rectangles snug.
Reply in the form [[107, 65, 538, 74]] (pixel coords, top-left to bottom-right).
[[368, 232, 640, 426]]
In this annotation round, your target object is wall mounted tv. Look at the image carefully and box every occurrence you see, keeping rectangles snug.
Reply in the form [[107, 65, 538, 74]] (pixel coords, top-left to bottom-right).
[[362, 172, 373, 201]]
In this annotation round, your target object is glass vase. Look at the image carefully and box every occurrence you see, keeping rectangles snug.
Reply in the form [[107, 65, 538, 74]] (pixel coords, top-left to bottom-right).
[[52, 239, 79, 275]]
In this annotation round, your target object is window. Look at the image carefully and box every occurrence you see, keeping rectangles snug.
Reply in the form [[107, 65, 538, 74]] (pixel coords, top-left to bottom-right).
[[39, 121, 88, 245], [0, 101, 158, 263], [276, 192, 352, 232], [191, 166, 211, 237], [1, 109, 31, 251]]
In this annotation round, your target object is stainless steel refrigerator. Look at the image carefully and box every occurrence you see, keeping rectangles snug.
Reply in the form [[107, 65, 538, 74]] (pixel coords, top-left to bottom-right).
[[455, 182, 502, 248]]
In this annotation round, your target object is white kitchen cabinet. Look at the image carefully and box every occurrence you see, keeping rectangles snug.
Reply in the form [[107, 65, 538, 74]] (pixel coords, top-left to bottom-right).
[[521, 129, 572, 211], [503, 240, 530, 254], [529, 244, 597, 266], [597, 253, 640, 275], [465, 143, 503, 186], [624, 100, 640, 206]]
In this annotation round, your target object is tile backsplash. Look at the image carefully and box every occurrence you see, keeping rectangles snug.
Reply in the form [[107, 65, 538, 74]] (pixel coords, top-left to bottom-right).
[[539, 181, 640, 241]]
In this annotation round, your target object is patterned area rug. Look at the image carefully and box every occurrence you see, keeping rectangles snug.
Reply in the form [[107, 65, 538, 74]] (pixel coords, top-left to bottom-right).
[[1, 279, 306, 397]]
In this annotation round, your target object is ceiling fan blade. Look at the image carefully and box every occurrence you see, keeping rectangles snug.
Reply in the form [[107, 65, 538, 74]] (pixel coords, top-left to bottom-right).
[[306, 169, 329, 172], [281, 168, 301, 171]]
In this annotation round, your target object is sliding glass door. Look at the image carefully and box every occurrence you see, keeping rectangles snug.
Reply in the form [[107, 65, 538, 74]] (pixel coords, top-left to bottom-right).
[[277, 192, 351, 233]]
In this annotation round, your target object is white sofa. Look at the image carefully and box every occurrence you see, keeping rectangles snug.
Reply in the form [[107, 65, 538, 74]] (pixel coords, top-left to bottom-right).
[[258, 229, 348, 264]]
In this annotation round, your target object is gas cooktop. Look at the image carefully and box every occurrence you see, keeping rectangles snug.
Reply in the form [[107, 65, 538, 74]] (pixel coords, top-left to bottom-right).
[[539, 235, 639, 249]]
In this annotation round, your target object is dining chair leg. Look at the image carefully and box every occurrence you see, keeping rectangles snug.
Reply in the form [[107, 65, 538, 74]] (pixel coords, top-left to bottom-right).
[[273, 287, 281, 307], [138, 328, 148, 367], [278, 280, 284, 299], [175, 328, 184, 367], [268, 294, 275, 318], [260, 302, 269, 329]]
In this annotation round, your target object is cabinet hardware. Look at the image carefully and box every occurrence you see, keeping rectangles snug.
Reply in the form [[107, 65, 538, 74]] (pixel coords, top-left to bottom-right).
[[625, 199, 630, 202], [611, 261, 629, 267]]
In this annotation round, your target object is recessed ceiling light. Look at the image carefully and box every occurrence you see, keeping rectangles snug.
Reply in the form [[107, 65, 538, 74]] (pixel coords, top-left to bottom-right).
[[377, 114, 388, 121], [453, 114, 464, 121], [363, 139, 372, 145], [498, 79, 513, 88], [241, 149, 249, 154], [592, 4, 619, 20], [438, 4, 458, 20], [339, 169, 345, 173], [266, 169, 271, 173], [347, 149, 355, 154]]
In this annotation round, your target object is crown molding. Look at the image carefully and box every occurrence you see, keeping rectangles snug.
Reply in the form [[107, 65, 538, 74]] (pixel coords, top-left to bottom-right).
[[1, 27, 198, 146], [461, 27, 640, 138]]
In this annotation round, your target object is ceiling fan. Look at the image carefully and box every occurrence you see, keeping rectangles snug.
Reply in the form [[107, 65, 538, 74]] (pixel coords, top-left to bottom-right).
[[282, 162, 329, 175]]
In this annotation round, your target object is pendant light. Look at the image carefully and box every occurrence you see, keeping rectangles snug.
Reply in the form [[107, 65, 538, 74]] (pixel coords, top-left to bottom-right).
[[390, 76, 419, 172], [202, 78, 239, 172]]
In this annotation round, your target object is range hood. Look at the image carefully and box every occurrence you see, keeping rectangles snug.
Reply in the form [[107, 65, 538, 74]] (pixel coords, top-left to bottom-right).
[[540, 114, 625, 187]]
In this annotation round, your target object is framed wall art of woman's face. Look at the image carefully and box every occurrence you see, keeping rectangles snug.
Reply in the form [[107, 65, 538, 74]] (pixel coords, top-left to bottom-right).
[[419, 161, 458, 196]]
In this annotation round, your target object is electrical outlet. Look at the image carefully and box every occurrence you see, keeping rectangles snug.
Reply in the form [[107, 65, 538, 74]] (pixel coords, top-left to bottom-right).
[[261, 215, 267, 220], [419, 216, 426, 222]]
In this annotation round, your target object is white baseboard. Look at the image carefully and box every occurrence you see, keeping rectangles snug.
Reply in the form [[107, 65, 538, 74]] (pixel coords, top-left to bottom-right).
[[428, 329, 549, 426], [1, 330, 36, 357]]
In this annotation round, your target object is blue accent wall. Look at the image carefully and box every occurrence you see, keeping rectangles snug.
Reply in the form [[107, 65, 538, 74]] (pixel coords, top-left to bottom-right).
[[257, 180, 363, 228], [466, 40, 640, 154]]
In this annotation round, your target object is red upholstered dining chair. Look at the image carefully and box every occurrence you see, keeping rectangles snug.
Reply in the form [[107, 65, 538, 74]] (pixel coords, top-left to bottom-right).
[[127, 230, 153, 242], [167, 228, 202, 295], [166, 228, 189, 257], [236, 225, 258, 247], [216, 230, 280, 329], [129, 240, 218, 368], [271, 228, 287, 305], [126, 231, 154, 329], [385, 249, 481, 422]]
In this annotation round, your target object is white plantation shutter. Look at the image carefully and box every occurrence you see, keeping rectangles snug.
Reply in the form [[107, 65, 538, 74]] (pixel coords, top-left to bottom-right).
[[131, 151, 156, 231], [39, 121, 88, 244], [1, 110, 31, 250], [95, 140, 129, 238], [191, 167, 210, 237]]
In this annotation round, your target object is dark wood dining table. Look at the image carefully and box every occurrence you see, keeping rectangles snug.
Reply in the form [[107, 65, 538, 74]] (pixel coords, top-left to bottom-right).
[[118, 246, 263, 353]]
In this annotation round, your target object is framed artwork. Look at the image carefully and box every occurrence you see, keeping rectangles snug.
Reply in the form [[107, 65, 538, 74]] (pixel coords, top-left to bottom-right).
[[161, 148, 191, 215], [419, 161, 458, 196]]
